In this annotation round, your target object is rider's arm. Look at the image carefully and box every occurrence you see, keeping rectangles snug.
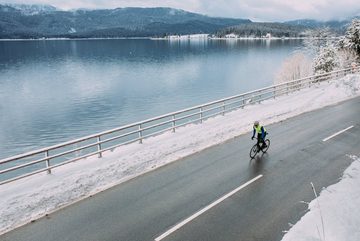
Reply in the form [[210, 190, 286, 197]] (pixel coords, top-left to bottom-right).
[[252, 128, 255, 138], [261, 126, 265, 139]]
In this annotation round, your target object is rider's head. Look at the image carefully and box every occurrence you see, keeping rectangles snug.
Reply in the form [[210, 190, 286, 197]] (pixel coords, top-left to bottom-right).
[[254, 121, 259, 127]]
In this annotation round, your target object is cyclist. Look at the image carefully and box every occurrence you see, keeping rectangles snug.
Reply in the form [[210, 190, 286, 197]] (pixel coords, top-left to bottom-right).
[[251, 121, 267, 149]]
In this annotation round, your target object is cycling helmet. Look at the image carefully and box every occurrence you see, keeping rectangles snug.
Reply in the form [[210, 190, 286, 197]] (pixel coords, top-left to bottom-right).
[[254, 121, 259, 126]]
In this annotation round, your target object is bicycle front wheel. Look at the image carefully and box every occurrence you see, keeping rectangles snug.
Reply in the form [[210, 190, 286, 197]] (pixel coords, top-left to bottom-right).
[[261, 139, 270, 153], [250, 144, 258, 159]]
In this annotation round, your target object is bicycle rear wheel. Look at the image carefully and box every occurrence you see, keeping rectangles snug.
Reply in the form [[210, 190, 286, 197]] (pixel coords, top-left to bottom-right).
[[261, 139, 270, 153], [250, 144, 258, 159]]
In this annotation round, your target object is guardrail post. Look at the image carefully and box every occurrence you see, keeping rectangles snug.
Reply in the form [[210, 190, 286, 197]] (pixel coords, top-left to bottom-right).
[[45, 150, 51, 174], [273, 87, 276, 99], [97, 136, 102, 158], [199, 107, 203, 123], [285, 83, 288, 95], [139, 124, 143, 144], [222, 102, 225, 115], [172, 115, 176, 132]]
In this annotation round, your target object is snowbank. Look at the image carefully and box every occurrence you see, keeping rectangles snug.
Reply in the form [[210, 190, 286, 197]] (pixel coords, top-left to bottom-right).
[[281, 155, 360, 241], [1, 73, 360, 234]]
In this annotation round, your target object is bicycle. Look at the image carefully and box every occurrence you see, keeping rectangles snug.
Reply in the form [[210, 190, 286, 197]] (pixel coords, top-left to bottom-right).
[[250, 137, 270, 159]]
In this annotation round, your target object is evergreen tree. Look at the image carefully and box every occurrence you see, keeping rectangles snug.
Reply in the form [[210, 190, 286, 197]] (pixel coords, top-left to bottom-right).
[[344, 19, 360, 57], [313, 45, 339, 74]]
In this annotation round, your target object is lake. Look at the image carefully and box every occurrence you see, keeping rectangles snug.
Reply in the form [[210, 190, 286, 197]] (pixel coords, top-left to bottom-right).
[[0, 39, 303, 159]]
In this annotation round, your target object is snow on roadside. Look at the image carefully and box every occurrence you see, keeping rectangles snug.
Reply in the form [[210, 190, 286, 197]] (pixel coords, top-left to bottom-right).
[[1, 73, 360, 234], [281, 155, 360, 241]]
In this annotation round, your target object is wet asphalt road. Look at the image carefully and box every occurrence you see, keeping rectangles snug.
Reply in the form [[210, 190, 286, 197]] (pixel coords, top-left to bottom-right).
[[1, 97, 360, 241]]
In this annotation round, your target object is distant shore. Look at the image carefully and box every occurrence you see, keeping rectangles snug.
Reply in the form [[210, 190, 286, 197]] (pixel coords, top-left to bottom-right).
[[0, 35, 339, 41], [0, 37, 150, 41]]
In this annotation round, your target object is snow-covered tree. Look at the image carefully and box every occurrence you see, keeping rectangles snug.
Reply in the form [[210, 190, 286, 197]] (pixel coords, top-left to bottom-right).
[[337, 48, 358, 69], [343, 19, 360, 58], [303, 28, 336, 55], [313, 45, 339, 74]]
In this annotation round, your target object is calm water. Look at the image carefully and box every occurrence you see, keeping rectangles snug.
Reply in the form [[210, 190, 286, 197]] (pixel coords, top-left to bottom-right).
[[0, 39, 302, 159]]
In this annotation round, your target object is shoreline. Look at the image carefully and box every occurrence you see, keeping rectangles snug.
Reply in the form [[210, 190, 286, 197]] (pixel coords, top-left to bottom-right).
[[0, 36, 339, 41], [0, 37, 151, 41]]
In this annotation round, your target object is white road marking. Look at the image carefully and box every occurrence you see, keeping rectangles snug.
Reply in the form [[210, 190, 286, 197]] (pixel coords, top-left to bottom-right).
[[154, 174, 263, 241], [322, 125, 354, 142]]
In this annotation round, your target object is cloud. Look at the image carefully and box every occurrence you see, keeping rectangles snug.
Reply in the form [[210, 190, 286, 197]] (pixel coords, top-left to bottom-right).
[[0, 0, 359, 21]]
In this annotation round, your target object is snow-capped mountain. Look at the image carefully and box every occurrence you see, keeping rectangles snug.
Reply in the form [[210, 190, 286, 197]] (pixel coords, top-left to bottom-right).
[[0, 3, 356, 39], [4, 3, 57, 15], [0, 5, 250, 38]]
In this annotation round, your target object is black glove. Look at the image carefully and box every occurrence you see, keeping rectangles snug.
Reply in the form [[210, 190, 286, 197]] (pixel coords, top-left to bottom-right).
[[251, 137, 254, 140]]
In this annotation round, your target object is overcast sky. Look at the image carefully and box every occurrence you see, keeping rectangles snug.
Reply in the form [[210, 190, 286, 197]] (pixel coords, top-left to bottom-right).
[[1, 0, 360, 21]]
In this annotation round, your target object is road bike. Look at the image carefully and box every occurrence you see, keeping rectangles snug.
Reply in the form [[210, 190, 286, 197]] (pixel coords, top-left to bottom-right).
[[250, 138, 270, 159]]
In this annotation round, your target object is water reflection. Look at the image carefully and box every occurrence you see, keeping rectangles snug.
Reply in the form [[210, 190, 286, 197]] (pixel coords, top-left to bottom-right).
[[0, 39, 302, 158]]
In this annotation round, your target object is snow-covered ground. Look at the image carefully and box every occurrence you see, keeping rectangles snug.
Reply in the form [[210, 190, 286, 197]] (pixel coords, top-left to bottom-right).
[[281, 155, 360, 241], [1, 73, 360, 235]]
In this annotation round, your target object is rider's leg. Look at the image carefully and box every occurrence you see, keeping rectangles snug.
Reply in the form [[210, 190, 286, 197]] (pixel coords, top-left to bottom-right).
[[262, 133, 267, 148], [257, 133, 261, 149]]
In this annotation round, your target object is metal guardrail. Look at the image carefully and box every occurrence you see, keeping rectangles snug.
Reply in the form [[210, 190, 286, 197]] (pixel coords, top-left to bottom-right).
[[0, 67, 359, 185]]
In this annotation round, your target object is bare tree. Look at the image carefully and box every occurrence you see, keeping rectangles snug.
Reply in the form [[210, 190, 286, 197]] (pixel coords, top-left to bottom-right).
[[275, 52, 313, 84]]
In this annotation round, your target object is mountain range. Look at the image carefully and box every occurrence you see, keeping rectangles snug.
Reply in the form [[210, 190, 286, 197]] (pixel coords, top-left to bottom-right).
[[0, 4, 356, 39], [284, 19, 353, 33]]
